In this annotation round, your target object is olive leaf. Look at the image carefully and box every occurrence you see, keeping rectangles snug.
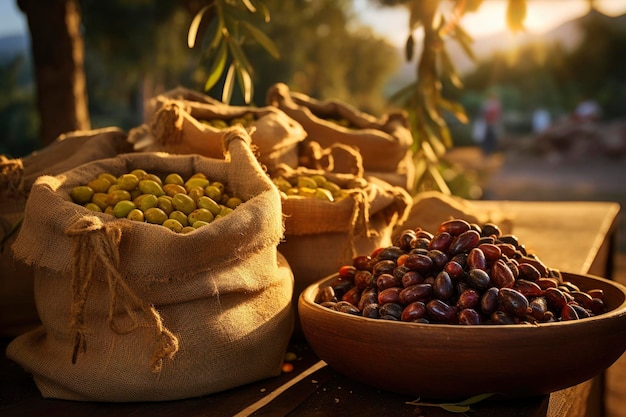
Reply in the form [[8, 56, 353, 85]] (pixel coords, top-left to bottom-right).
[[506, 0, 527, 32], [188, 4, 213, 48], [406, 393, 494, 413], [189, 0, 276, 104]]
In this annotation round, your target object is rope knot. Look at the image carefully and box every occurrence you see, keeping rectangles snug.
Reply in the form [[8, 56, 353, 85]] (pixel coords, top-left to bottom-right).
[[65, 215, 178, 373]]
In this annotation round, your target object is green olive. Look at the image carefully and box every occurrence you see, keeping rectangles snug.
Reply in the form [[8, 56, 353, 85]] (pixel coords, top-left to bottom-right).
[[163, 183, 187, 197], [105, 189, 131, 206], [204, 185, 222, 201], [139, 179, 165, 197], [71, 186, 95, 205], [210, 181, 225, 193], [91, 192, 109, 210], [315, 188, 334, 202], [162, 218, 184, 233], [311, 175, 327, 187], [72, 169, 242, 229], [127, 209, 145, 222], [113, 200, 136, 218], [172, 193, 196, 215], [130, 169, 148, 179], [87, 178, 111, 193], [297, 176, 318, 189], [225, 197, 243, 209], [143, 173, 162, 185], [157, 195, 174, 215], [192, 220, 210, 229], [272, 177, 292, 193], [169, 210, 189, 226], [181, 226, 196, 234], [134, 194, 159, 212], [144, 207, 168, 224], [84, 202, 102, 212], [98, 173, 118, 186], [188, 208, 214, 225], [188, 187, 204, 202], [197, 196, 221, 216], [164, 173, 184, 186], [117, 174, 140, 191], [185, 177, 210, 191]]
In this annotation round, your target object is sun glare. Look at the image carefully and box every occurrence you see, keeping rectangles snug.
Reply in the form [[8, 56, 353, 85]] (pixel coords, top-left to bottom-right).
[[460, 0, 626, 38]]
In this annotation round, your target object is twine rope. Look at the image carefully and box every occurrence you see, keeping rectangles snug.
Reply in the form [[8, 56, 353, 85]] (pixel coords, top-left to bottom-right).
[[65, 216, 179, 373]]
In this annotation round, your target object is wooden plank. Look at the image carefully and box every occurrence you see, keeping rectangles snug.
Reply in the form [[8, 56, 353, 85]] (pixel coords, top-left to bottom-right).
[[0, 201, 620, 417]]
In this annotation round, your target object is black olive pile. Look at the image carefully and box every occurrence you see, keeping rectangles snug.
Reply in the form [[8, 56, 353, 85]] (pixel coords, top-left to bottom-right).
[[316, 218, 607, 325]]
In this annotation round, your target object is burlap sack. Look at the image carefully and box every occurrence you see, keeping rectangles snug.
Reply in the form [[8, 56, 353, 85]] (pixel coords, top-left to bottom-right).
[[6, 128, 294, 402], [130, 98, 306, 172], [273, 163, 412, 311], [142, 86, 221, 121], [266, 82, 415, 189], [0, 127, 131, 338], [392, 191, 513, 236]]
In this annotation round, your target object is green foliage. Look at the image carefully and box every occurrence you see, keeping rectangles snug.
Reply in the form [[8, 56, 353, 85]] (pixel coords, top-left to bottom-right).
[[0, 55, 39, 158], [189, 0, 279, 104], [246, 0, 398, 112], [191, 0, 399, 113], [461, 10, 626, 124]]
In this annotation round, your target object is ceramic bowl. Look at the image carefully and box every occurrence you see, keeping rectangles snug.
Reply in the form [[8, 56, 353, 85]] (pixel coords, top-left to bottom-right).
[[298, 272, 626, 399]]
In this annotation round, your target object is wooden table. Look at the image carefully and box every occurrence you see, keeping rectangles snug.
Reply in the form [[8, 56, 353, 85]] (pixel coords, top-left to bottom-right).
[[1, 201, 621, 417]]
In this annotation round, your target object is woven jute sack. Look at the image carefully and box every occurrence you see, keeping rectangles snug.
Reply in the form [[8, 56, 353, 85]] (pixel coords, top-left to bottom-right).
[[6, 128, 294, 402], [131, 98, 305, 172], [145, 86, 222, 114], [393, 191, 513, 236], [1, 127, 131, 338], [266, 83, 415, 189], [273, 161, 412, 309]]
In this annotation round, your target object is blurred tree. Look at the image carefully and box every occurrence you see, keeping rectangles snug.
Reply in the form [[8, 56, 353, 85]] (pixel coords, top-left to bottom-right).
[[192, 0, 398, 113], [459, 8, 626, 124], [80, 0, 195, 128], [17, 0, 90, 147], [0, 55, 39, 157], [242, 0, 399, 112]]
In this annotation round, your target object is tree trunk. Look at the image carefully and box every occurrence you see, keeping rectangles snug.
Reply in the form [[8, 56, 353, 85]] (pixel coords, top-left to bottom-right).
[[17, 0, 90, 147]]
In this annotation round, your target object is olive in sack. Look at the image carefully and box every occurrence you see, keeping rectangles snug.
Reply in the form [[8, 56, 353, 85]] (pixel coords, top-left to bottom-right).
[[70, 170, 243, 232], [317, 218, 607, 325]]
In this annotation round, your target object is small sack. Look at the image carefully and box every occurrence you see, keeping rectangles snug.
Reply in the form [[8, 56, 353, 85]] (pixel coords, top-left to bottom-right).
[[6, 128, 294, 402], [267, 83, 415, 189], [0, 127, 131, 338], [274, 163, 412, 308], [131, 98, 306, 172], [393, 191, 513, 236]]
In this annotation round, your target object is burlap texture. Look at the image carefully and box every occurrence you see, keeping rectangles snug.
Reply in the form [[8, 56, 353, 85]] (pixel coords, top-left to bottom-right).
[[394, 191, 513, 236], [131, 98, 305, 172], [6, 128, 294, 402], [0, 127, 131, 337], [273, 164, 412, 313], [266, 83, 415, 189]]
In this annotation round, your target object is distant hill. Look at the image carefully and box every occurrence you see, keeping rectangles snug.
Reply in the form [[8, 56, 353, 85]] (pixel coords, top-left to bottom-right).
[[0, 33, 29, 63], [385, 9, 626, 93]]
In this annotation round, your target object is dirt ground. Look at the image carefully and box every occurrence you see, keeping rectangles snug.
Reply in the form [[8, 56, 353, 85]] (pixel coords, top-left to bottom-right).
[[445, 144, 626, 417], [445, 144, 626, 281]]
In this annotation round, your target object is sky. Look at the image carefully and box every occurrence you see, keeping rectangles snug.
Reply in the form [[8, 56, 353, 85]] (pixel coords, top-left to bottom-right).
[[0, 0, 26, 38], [354, 0, 626, 47], [1, 0, 626, 40]]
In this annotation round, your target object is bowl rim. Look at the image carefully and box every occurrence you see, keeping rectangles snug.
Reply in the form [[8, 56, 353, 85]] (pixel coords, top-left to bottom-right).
[[299, 271, 626, 330]]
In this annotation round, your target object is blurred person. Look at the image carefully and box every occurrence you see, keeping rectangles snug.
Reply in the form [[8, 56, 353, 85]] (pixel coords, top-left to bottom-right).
[[532, 108, 551, 134], [480, 92, 502, 157], [573, 97, 601, 123]]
